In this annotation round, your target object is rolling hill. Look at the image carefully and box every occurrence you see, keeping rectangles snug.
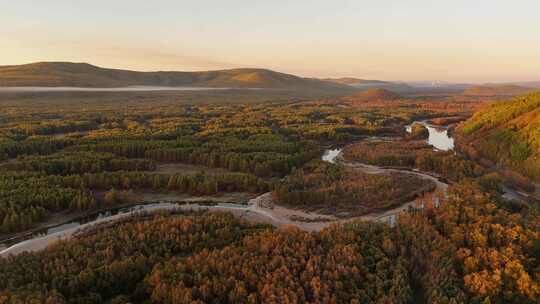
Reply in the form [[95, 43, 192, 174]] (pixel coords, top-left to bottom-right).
[[457, 91, 540, 181], [0, 62, 351, 91], [463, 84, 535, 96]]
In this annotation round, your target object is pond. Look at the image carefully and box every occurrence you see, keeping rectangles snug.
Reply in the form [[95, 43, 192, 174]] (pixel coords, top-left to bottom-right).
[[321, 148, 341, 163]]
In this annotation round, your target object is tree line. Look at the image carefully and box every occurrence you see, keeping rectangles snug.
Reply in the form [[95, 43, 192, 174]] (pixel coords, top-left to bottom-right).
[[0, 151, 155, 175]]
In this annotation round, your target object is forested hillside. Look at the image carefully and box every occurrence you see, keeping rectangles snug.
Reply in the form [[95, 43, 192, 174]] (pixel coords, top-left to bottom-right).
[[458, 92, 540, 181], [463, 84, 535, 97]]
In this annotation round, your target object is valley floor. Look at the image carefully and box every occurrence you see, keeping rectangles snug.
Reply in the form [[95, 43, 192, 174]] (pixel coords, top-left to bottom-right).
[[1, 147, 447, 257]]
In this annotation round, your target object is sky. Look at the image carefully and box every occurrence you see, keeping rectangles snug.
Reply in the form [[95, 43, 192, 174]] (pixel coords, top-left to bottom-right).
[[1, 0, 539, 82]]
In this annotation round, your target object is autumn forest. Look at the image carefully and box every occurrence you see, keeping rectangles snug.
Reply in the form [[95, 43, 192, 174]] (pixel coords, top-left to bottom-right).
[[0, 82, 539, 304]]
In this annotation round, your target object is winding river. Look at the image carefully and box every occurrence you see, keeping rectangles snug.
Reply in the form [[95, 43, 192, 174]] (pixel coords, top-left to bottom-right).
[[0, 202, 251, 256], [0, 120, 454, 257]]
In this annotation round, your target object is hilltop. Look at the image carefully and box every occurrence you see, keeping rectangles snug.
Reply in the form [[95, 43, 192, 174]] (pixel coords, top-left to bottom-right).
[[325, 77, 412, 92], [343, 88, 402, 101], [323, 77, 392, 86], [463, 84, 535, 96], [0, 62, 351, 91], [458, 91, 540, 181]]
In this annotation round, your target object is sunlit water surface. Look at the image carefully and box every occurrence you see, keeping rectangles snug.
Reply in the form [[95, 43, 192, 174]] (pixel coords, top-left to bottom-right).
[[406, 121, 454, 151]]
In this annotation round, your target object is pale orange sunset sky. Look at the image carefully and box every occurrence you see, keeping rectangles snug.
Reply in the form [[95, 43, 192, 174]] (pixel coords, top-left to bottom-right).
[[1, 0, 539, 82]]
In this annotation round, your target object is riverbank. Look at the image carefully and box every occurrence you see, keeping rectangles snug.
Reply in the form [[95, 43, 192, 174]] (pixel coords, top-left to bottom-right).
[[0, 192, 254, 250]]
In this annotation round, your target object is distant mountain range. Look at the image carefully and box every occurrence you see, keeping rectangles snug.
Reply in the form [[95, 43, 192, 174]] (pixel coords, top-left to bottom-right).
[[1, 62, 539, 97], [0, 62, 350, 92]]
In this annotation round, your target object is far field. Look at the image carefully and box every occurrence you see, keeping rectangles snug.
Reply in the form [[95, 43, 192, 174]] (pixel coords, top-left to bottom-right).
[[0, 86, 527, 242]]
